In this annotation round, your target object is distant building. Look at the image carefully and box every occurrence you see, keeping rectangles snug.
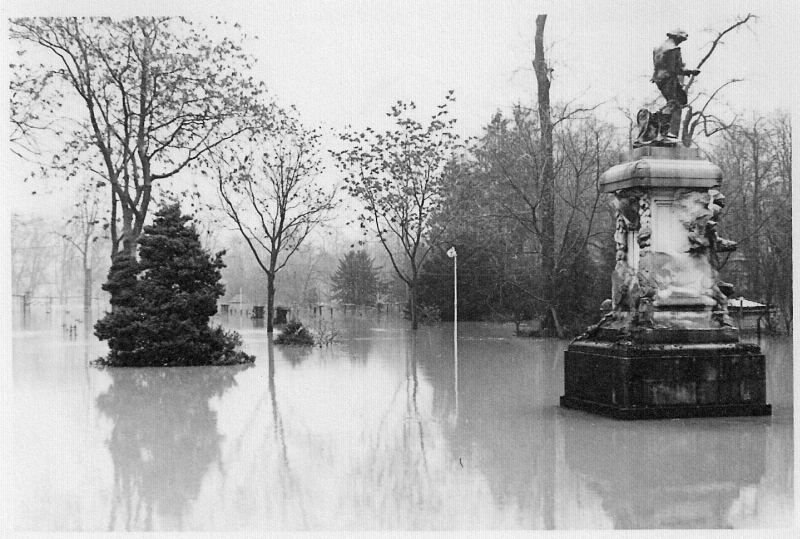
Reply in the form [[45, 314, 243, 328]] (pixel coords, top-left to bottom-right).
[[728, 297, 770, 331]]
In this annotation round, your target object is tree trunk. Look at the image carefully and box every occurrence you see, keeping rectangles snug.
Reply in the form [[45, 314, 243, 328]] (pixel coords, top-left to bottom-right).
[[122, 236, 137, 258], [60, 240, 69, 310], [550, 306, 565, 339], [83, 261, 92, 326], [409, 260, 421, 330], [121, 205, 138, 258], [266, 272, 276, 334], [533, 14, 556, 330], [110, 187, 119, 257], [410, 281, 419, 330]]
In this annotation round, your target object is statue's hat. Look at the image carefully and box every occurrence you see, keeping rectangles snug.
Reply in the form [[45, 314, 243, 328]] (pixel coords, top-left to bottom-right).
[[667, 28, 688, 39]]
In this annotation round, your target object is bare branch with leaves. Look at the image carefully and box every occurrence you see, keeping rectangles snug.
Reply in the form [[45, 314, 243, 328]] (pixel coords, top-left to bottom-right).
[[11, 16, 275, 259], [332, 92, 462, 329], [214, 119, 336, 333]]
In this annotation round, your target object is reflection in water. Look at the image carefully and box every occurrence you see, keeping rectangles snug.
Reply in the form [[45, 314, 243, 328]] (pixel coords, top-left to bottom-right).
[[419, 329, 792, 529], [422, 332, 563, 528], [96, 365, 250, 531], [403, 332, 429, 504], [12, 320, 792, 531], [280, 344, 312, 367], [266, 341, 309, 527], [344, 335, 373, 364], [453, 327, 459, 419], [561, 415, 767, 528]]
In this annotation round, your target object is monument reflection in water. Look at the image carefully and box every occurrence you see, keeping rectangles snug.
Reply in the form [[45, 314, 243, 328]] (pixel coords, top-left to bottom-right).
[[12, 318, 791, 530], [418, 328, 789, 528]]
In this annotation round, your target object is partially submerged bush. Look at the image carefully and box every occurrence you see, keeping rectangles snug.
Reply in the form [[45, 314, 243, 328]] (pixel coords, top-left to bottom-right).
[[310, 318, 339, 347], [94, 204, 254, 367], [94, 326, 252, 367], [274, 320, 315, 346]]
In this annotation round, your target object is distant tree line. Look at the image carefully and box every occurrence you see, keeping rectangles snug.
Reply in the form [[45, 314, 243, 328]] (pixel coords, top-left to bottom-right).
[[10, 16, 333, 338], [10, 15, 791, 340], [713, 111, 792, 332], [416, 109, 618, 335], [413, 108, 791, 335]]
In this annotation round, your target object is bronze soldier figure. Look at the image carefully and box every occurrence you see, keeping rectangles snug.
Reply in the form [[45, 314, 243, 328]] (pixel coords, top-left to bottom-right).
[[651, 28, 700, 142]]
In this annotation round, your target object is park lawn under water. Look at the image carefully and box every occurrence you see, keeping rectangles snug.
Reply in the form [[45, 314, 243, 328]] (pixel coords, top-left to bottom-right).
[[11, 311, 793, 531]]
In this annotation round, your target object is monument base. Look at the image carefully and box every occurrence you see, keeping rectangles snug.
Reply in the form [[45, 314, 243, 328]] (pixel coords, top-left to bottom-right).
[[560, 340, 771, 419]]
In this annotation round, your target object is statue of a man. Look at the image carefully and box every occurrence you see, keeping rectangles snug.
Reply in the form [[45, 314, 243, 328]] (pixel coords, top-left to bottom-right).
[[651, 28, 700, 142]]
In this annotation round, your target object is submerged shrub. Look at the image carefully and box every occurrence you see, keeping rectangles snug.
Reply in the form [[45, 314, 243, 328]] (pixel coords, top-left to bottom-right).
[[94, 204, 254, 367], [274, 320, 315, 346], [310, 318, 339, 347]]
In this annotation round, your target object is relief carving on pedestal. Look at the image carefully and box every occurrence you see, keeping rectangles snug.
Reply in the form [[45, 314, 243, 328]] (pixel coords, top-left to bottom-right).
[[586, 186, 736, 340]]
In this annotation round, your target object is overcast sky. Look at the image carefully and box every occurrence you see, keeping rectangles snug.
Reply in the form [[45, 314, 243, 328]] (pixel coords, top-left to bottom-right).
[[244, 0, 794, 134], [2, 0, 796, 221]]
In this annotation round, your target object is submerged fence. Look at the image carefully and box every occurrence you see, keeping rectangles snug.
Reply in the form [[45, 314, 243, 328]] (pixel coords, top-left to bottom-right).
[[11, 292, 405, 333], [11, 293, 110, 331]]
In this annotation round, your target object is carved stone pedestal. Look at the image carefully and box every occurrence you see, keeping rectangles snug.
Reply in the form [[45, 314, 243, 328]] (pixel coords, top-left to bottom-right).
[[560, 146, 771, 419], [561, 340, 771, 419]]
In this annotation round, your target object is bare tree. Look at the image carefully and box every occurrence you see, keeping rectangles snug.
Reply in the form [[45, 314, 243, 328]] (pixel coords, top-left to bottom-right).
[[679, 14, 756, 146], [471, 106, 618, 333], [10, 215, 55, 299], [61, 178, 104, 324], [532, 14, 560, 334], [714, 111, 791, 332], [11, 17, 272, 258], [333, 94, 462, 329], [216, 121, 336, 333]]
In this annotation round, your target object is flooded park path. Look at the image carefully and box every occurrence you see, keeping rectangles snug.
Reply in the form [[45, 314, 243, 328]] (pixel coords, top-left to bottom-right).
[[12, 313, 793, 530]]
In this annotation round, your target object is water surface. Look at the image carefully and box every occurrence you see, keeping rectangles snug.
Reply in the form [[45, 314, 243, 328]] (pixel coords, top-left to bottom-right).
[[12, 314, 793, 530]]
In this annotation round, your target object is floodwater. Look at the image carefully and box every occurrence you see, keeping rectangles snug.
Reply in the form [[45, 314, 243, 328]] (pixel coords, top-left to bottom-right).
[[11, 312, 793, 531]]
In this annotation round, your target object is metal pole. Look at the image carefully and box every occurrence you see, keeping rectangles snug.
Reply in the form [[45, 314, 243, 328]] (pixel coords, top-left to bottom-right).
[[453, 252, 457, 350], [454, 252, 458, 412], [447, 246, 458, 413]]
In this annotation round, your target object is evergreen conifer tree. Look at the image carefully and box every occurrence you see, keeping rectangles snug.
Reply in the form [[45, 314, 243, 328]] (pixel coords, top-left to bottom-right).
[[95, 204, 253, 366], [330, 250, 381, 305]]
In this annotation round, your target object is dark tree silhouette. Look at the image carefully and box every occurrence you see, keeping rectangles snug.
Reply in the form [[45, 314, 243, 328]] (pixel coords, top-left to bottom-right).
[[330, 250, 381, 306], [94, 203, 253, 366]]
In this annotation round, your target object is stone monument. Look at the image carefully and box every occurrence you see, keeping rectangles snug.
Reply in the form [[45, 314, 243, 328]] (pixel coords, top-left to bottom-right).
[[559, 32, 771, 419]]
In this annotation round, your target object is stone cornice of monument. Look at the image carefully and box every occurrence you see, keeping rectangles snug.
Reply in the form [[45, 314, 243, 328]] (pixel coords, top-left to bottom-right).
[[600, 146, 722, 193]]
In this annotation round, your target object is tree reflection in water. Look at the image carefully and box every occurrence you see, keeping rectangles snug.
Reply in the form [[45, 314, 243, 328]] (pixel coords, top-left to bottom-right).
[[403, 332, 430, 494], [280, 344, 312, 368], [418, 328, 785, 529], [96, 364, 250, 531], [86, 323, 789, 530], [344, 335, 372, 364], [418, 330, 562, 528], [267, 341, 309, 528]]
